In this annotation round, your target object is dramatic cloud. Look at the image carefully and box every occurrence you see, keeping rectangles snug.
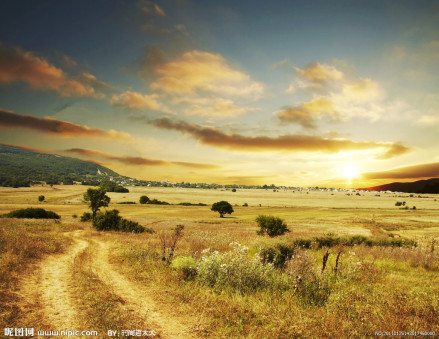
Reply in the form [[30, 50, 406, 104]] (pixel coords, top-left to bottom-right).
[[295, 63, 344, 87], [363, 162, 439, 180], [151, 50, 264, 97], [0, 44, 104, 97], [179, 97, 256, 118], [151, 117, 409, 157], [0, 109, 131, 140], [277, 97, 339, 129], [110, 91, 161, 110], [64, 148, 220, 169], [375, 143, 411, 160]]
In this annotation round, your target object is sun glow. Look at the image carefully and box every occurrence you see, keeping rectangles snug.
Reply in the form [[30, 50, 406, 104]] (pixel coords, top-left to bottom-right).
[[342, 163, 359, 180]]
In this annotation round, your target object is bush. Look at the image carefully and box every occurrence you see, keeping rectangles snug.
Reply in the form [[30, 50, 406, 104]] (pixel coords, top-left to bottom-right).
[[139, 195, 150, 204], [92, 209, 147, 233], [170, 256, 197, 280], [260, 241, 296, 268], [5, 208, 60, 219], [93, 209, 121, 231], [256, 215, 290, 237], [117, 201, 136, 204], [119, 218, 148, 233], [38, 195, 45, 202], [99, 180, 129, 193], [148, 199, 170, 205], [178, 202, 207, 206], [80, 212, 92, 222], [198, 242, 281, 293]]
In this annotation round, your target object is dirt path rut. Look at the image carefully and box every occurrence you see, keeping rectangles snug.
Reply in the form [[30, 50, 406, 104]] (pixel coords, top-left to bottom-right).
[[90, 238, 198, 338], [20, 230, 199, 338]]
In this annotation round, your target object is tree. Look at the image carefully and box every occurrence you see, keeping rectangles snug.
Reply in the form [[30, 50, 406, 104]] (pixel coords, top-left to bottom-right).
[[38, 195, 45, 202], [83, 188, 110, 219], [139, 195, 150, 204], [211, 201, 234, 218], [256, 215, 290, 237]]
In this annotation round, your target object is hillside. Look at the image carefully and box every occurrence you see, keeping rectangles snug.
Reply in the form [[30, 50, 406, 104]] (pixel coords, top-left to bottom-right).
[[359, 178, 439, 194], [0, 144, 119, 187]]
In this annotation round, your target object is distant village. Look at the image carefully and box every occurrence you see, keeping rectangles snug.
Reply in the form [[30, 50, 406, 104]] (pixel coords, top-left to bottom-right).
[[101, 175, 388, 194]]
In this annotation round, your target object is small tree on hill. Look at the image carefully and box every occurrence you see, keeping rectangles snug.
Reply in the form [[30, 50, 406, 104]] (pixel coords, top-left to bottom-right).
[[139, 195, 150, 204], [38, 195, 45, 202], [256, 215, 290, 237], [83, 188, 110, 219], [211, 201, 234, 218]]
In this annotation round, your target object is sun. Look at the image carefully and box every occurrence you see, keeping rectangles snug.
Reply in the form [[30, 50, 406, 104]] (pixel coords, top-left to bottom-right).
[[342, 164, 359, 180]]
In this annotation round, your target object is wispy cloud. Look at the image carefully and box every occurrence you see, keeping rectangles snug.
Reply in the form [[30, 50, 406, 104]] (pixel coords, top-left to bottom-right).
[[110, 91, 162, 110], [0, 109, 131, 140], [295, 63, 344, 87], [64, 148, 220, 169], [151, 50, 264, 98], [137, 0, 166, 16], [363, 162, 439, 180], [0, 43, 105, 98], [151, 117, 410, 158], [177, 97, 257, 118], [277, 97, 339, 129]]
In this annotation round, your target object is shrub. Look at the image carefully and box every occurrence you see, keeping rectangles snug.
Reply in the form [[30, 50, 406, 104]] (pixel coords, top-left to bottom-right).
[[170, 256, 197, 280], [256, 215, 290, 237], [119, 218, 147, 233], [211, 201, 234, 218], [148, 199, 170, 205], [178, 202, 207, 206], [198, 242, 281, 293], [260, 241, 296, 268], [5, 208, 60, 219], [38, 195, 45, 202], [72, 214, 78, 218], [114, 186, 129, 193], [139, 195, 150, 204], [93, 209, 121, 231], [117, 201, 136, 204], [92, 209, 147, 233], [80, 212, 92, 222], [99, 180, 129, 193], [243, 202, 248, 207], [232, 188, 236, 192]]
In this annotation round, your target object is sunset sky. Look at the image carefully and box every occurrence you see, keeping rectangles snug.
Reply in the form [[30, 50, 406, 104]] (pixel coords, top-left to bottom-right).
[[1, 0, 439, 187]]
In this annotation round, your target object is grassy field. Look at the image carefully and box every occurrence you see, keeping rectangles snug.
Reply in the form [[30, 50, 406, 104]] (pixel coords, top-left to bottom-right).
[[0, 185, 438, 337]]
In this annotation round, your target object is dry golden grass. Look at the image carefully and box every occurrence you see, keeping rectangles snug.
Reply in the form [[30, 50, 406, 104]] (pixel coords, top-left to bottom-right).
[[1, 185, 438, 337]]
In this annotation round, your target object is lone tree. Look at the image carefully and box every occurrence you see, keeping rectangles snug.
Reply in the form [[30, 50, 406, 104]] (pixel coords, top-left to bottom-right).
[[211, 201, 234, 218], [139, 195, 150, 204], [83, 188, 110, 219], [38, 195, 45, 202], [256, 215, 290, 237]]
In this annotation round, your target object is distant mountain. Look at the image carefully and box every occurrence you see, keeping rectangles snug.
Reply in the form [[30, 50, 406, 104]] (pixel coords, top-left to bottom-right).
[[359, 178, 439, 194], [0, 144, 119, 187]]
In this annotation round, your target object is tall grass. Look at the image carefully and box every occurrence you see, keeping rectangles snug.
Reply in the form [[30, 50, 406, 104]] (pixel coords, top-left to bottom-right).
[[109, 230, 439, 337], [0, 218, 72, 328]]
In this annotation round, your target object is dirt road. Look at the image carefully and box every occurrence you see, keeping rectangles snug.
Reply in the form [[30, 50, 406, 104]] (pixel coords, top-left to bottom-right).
[[19, 230, 200, 338]]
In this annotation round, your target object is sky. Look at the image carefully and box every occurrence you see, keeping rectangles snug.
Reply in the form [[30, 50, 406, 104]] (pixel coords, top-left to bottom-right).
[[0, 0, 439, 187]]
